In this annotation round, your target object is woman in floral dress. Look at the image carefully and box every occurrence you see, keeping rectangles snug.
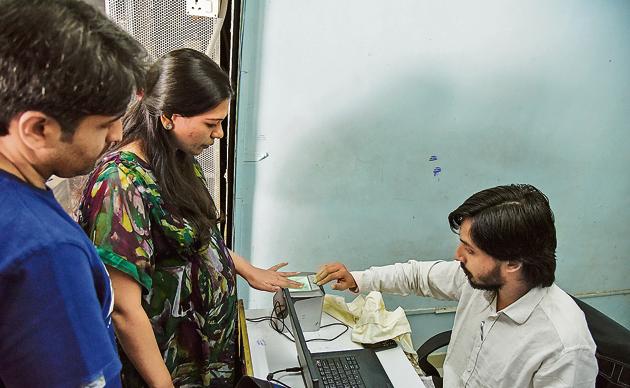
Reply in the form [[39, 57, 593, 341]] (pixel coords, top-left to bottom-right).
[[78, 48, 301, 387]]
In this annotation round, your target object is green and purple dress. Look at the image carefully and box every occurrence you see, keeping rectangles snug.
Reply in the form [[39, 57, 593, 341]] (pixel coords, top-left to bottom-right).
[[78, 151, 237, 387]]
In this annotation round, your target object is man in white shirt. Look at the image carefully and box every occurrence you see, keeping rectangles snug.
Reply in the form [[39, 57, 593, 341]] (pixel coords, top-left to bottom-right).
[[315, 184, 598, 388]]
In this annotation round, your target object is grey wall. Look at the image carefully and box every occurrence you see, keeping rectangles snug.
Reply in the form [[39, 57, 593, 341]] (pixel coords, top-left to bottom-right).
[[234, 0, 630, 346]]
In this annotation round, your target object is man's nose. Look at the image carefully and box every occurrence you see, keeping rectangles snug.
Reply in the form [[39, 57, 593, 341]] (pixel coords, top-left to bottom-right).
[[107, 119, 122, 143], [454, 246, 465, 263], [107, 120, 123, 142]]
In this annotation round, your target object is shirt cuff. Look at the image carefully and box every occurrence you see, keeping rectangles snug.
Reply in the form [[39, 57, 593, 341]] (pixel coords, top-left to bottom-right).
[[349, 270, 366, 294]]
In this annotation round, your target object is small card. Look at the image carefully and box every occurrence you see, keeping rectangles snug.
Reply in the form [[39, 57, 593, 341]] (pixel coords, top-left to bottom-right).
[[288, 275, 312, 291]]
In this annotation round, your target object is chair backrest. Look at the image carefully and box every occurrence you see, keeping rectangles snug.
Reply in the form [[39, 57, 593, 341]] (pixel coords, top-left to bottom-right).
[[572, 296, 630, 388], [416, 330, 451, 388]]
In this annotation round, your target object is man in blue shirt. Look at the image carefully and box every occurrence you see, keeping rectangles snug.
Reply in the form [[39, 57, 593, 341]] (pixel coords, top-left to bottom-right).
[[0, 1, 147, 386]]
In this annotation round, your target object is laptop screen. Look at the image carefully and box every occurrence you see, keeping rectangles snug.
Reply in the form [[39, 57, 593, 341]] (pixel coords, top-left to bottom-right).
[[283, 288, 321, 388]]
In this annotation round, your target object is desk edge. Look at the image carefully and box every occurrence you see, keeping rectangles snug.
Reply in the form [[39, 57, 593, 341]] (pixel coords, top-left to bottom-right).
[[238, 299, 254, 376]]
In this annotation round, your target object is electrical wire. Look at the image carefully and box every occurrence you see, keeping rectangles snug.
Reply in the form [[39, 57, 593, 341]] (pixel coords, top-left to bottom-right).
[[246, 301, 349, 343], [268, 377, 291, 388], [265, 367, 302, 388], [245, 297, 351, 387], [304, 322, 349, 343]]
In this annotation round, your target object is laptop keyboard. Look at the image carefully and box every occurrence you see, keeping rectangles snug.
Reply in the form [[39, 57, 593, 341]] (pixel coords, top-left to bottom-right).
[[315, 356, 365, 388]]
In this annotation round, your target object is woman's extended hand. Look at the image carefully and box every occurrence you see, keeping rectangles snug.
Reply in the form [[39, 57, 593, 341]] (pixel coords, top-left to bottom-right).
[[244, 262, 303, 292]]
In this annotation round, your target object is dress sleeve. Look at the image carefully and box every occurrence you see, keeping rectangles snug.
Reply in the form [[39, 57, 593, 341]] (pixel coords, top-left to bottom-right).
[[82, 163, 154, 291]]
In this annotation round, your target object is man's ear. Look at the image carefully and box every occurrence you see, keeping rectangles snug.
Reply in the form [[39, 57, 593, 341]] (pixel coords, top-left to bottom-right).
[[16, 111, 62, 150], [505, 260, 523, 273]]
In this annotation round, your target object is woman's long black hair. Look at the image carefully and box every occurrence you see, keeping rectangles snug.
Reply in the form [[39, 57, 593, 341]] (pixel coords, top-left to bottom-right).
[[113, 48, 233, 247]]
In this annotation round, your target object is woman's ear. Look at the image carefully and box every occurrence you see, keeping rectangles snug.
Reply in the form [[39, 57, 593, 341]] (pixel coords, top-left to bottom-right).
[[160, 114, 174, 130]]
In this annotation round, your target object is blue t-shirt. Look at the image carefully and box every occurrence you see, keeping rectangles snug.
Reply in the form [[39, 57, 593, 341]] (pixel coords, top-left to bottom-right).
[[0, 171, 121, 387]]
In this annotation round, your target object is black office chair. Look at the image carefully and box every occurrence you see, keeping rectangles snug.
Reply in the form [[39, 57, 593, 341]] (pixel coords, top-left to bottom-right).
[[416, 330, 451, 388], [415, 297, 630, 388], [571, 296, 630, 388]]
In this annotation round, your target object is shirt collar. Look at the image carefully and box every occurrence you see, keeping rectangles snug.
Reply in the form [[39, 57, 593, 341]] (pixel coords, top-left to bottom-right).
[[499, 286, 548, 324]]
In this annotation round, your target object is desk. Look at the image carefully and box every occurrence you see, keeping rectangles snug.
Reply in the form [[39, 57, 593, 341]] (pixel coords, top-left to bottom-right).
[[242, 308, 426, 388]]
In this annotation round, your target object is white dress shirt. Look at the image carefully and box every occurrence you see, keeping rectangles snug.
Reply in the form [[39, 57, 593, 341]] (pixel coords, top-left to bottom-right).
[[351, 260, 598, 388]]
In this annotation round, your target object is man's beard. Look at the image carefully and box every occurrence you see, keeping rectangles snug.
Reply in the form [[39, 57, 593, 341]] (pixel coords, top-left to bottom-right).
[[461, 262, 503, 292]]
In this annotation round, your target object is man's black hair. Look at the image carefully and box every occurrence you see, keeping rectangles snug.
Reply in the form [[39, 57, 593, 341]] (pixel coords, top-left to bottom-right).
[[0, 0, 148, 135], [448, 184, 557, 288]]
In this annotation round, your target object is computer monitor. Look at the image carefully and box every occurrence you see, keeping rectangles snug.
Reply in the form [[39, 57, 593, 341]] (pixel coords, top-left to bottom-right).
[[283, 287, 321, 388]]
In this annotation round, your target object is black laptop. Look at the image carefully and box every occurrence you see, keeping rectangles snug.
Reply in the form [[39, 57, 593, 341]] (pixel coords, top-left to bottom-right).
[[282, 288, 394, 388]]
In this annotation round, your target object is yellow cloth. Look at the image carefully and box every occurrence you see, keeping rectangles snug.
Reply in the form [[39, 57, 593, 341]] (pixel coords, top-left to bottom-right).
[[323, 291, 415, 354]]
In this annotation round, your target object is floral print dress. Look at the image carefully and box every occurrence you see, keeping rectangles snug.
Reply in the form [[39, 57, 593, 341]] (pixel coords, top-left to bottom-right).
[[78, 151, 238, 387]]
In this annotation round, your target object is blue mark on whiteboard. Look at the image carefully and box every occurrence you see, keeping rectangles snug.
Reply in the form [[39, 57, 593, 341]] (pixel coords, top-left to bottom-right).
[[429, 155, 438, 161], [256, 339, 266, 346], [433, 167, 442, 177]]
